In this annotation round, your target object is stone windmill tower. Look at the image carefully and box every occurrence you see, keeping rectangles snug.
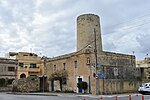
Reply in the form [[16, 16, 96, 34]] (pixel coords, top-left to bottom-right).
[[77, 14, 103, 52]]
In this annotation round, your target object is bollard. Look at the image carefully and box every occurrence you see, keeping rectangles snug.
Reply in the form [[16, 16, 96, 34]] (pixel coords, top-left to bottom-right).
[[100, 96, 103, 100], [115, 96, 118, 100], [129, 95, 132, 100], [83, 97, 86, 100], [142, 95, 144, 100]]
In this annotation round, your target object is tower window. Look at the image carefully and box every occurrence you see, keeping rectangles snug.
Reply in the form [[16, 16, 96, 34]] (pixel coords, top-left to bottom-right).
[[63, 63, 66, 70], [74, 61, 77, 68], [54, 65, 56, 71]]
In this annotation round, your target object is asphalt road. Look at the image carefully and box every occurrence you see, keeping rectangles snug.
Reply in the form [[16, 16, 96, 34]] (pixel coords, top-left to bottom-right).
[[0, 93, 150, 100], [1, 93, 84, 100]]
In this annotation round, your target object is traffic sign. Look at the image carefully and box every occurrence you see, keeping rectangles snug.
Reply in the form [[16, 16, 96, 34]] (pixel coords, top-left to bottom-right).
[[98, 73, 104, 78]]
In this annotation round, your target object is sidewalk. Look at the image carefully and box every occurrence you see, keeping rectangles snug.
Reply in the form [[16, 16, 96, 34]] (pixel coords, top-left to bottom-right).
[[7, 92, 58, 96], [7, 92, 142, 98]]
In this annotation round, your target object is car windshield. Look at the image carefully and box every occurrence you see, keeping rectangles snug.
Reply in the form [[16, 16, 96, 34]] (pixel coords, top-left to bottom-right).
[[140, 84, 144, 87]]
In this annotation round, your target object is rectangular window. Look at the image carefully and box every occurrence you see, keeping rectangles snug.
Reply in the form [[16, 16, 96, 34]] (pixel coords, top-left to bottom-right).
[[87, 57, 90, 65], [74, 61, 77, 68], [8, 67, 15, 71], [54, 65, 56, 71], [63, 63, 66, 70], [30, 75, 37, 77], [23, 55, 28, 56], [30, 63, 37, 68], [62, 77, 67, 85], [19, 63, 24, 67]]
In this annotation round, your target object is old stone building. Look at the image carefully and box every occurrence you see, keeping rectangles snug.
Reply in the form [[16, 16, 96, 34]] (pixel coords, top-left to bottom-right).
[[46, 14, 139, 94], [0, 58, 17, 91], [0, 57, 17, 79], [136, 57, 150, 79], [8, 52, 44, 79]]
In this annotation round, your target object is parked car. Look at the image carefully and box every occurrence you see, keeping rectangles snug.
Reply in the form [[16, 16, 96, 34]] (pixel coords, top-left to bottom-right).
[[138, 82, 150, 94]]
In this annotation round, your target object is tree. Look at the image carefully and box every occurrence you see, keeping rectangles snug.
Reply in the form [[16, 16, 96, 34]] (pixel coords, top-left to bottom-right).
[[49, 70, 68, 91], [77, 81, 88, 93], [7, 79, 15, 85], [0, 78, 6, 87]]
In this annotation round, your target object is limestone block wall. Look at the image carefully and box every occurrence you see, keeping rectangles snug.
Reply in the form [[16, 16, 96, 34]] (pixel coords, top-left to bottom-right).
[[0, 85, 12, 92], [47, 53, 92, 93], [12, 77, 40, 92], [97, 51, 135, 67], [46, 50, 136, 94], [100, 79, 140, 94]]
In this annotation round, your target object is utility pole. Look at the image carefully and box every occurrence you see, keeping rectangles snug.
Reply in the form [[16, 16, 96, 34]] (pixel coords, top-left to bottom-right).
[[42, 56, 47, 92], [43, 75, 44, 92], [94, 28, 98, 95], [103, 65, 105, 95]]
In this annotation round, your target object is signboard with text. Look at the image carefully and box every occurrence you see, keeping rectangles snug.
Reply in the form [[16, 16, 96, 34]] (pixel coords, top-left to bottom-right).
[[114, 68, 118, 76]]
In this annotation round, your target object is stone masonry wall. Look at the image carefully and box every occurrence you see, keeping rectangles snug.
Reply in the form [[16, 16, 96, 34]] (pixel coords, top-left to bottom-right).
[[12, 76, 40, 92], [77, 14, 103, 52]]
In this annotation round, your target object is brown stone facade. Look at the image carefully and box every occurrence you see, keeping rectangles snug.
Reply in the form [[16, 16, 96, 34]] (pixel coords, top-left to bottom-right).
[[46, 50, 136, 94], [45, 14, 137, 94], [0, 58, 17, 79], [136, 57, 150, 79]]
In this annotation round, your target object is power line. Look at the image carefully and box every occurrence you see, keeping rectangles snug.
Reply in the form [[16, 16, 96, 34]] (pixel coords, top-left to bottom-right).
[[115, 21, 150, 31], [107, 12, 150, 29], [101, 12, 150, 35], [102, 18, 150, 35]]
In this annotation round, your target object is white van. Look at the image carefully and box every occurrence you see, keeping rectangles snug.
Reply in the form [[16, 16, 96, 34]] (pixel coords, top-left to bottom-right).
[[138, 82, 150, 94]]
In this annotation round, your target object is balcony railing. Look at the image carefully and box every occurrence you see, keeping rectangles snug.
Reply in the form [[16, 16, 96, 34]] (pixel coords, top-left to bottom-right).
[[18, 66, 40, 72], [28, 67, 40, 72]]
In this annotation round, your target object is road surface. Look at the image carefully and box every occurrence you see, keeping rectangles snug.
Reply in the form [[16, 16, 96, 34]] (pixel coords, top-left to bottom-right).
[[0, 93, 150, 100]]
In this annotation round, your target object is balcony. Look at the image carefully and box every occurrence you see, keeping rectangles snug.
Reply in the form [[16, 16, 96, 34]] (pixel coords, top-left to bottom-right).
[[18, 66, 41, 72], [28, 67, 40, 72]]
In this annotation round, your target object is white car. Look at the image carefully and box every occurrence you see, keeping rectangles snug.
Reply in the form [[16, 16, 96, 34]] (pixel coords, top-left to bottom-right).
[[138, 82, 150, 94]]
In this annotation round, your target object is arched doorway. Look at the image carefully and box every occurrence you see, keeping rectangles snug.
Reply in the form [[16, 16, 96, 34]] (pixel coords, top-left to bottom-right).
[[20, 73, 26, 78]]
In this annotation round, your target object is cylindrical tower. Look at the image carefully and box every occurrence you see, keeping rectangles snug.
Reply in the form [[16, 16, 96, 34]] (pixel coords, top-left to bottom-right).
[[77, 14, 103, 52]]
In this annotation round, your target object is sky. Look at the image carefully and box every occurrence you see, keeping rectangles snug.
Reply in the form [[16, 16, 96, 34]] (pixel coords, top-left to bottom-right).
[[0, 0, 150, 60]]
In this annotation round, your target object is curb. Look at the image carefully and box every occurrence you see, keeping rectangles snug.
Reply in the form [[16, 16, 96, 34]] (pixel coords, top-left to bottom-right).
[[7, 92, 58, 96]]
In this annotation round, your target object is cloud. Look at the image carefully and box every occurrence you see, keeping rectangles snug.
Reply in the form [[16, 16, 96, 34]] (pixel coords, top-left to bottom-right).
[[137, 33, 150, 53], [103, 14, 150, 60], [0, 0, 76, 57], [0, 0, 150, 60]]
